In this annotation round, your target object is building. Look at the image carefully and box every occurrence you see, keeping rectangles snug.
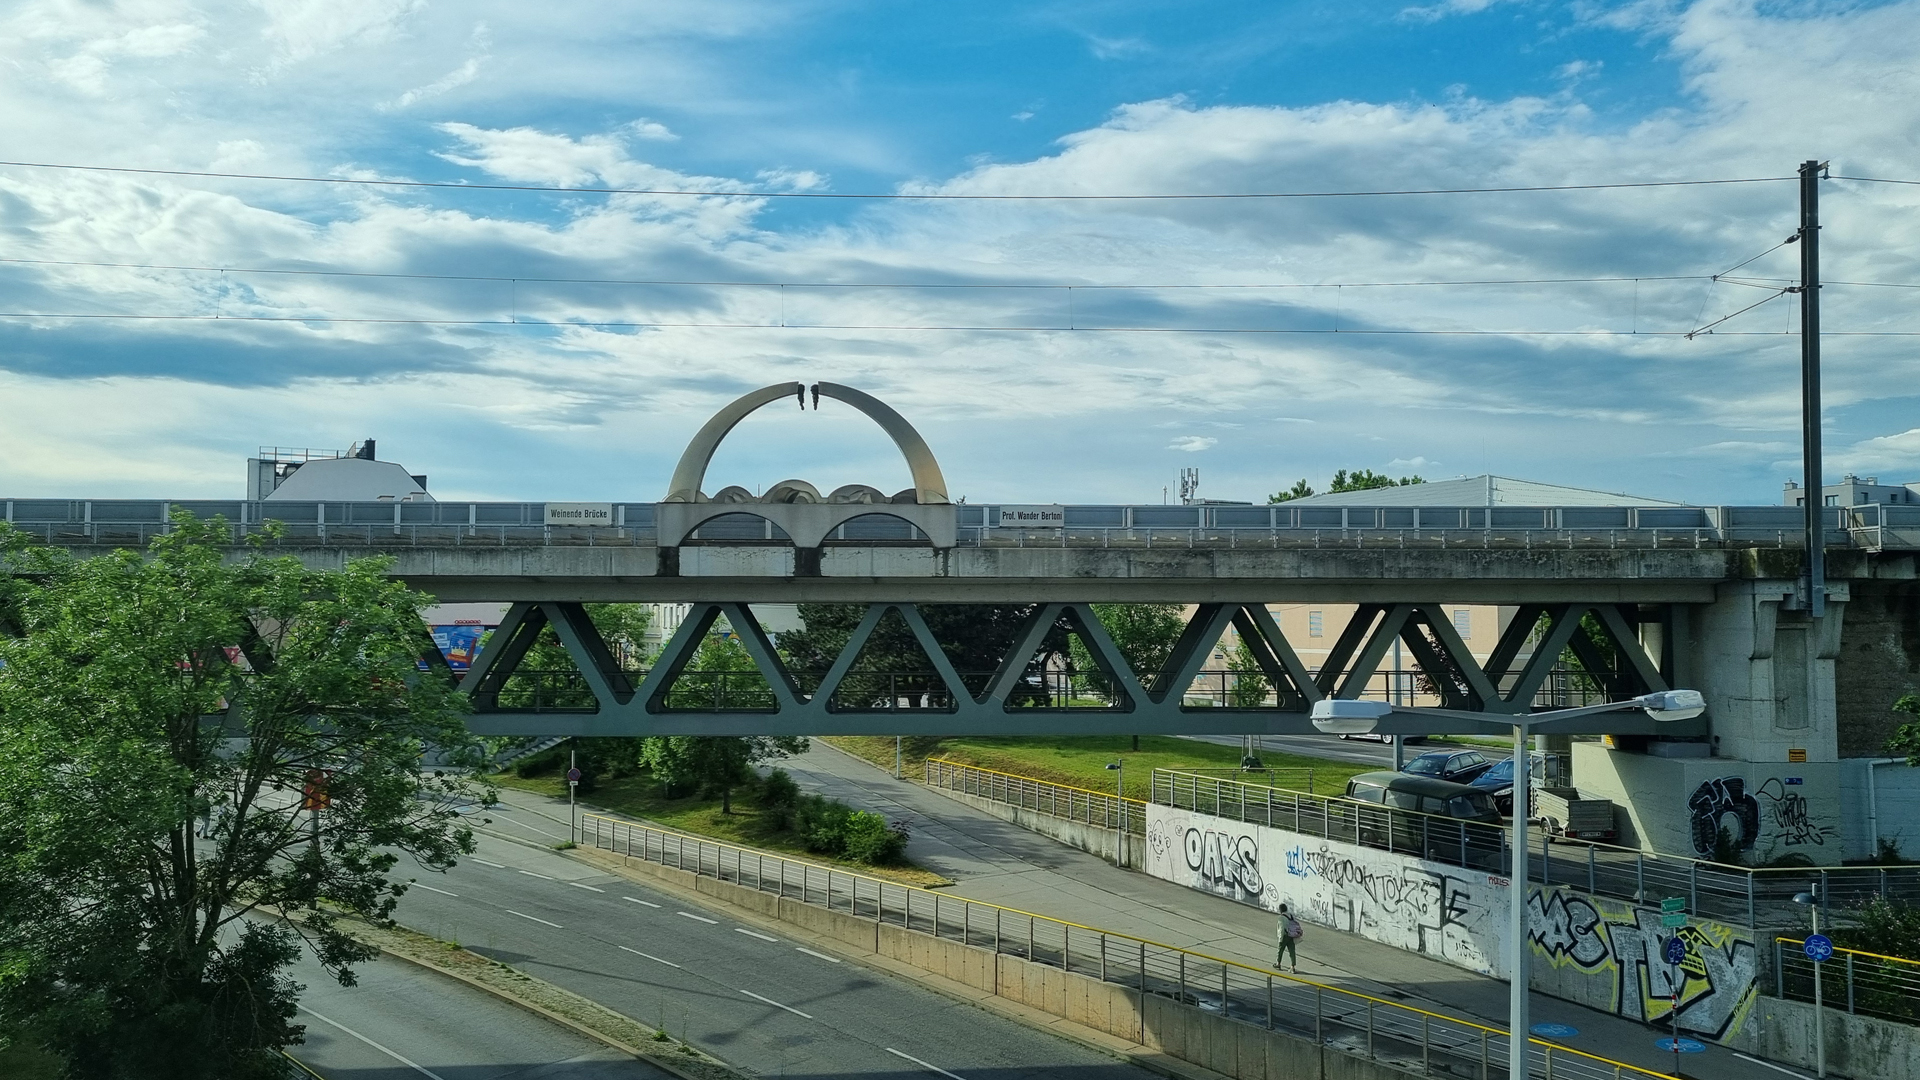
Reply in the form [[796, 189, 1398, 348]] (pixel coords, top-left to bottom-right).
[[1783, 474, 1920, 507]]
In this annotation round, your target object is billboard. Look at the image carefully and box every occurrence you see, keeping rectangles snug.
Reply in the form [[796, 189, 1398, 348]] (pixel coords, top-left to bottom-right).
[[429, 624, 489, 672]]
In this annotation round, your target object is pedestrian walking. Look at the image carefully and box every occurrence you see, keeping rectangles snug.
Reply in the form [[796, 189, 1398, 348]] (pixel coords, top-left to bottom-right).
[[1277, 904, 1303, 973]]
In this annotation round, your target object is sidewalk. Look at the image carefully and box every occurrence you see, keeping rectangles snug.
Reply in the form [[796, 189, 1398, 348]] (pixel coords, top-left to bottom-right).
[[769, 741, 1777, 1080]]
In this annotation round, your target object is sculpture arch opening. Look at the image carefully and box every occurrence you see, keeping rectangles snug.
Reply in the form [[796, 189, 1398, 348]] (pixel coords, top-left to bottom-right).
[[663, 382, 949, 505]]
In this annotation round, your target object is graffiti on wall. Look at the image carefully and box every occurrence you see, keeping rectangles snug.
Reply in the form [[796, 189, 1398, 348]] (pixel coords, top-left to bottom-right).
[[1147, 812, 1265, 903], [1527, 890, 1757, 1039], [1281, 841, 1494, 974], [1687, 775, 1837, 854]]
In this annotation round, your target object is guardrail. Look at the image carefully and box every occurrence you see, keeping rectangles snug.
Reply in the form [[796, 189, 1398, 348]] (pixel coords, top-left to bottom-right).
[[925, 758, 1146, 835], [5, 498, 1912, 552], [578, 811, 1677, 1080], [1775, 937, 1920, 1025], [1153, 770, 1920, 929]]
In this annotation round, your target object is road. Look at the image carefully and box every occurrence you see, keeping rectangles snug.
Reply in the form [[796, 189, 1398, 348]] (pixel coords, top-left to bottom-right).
[[392, 821, 1160, 1080], [283, 930, 669, 1080], [1175, 732, 1401, 768]]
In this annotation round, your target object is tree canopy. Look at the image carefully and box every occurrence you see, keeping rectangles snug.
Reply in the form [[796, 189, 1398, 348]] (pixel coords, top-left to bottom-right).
[[1269, 468, 1425, 503], [0, 515, 488, 1079]]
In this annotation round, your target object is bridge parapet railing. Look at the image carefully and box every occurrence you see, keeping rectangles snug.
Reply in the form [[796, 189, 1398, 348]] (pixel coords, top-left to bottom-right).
[[925, 758, 1145, 835], [1774, 937, 1920, 1025], [1152, 770, 1920, 929], [577, 811, 1676, 1080]]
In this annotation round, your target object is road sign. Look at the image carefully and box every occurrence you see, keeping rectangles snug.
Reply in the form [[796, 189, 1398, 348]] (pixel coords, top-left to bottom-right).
[[566, 767, 582, 783], [1660, 897, 1686, 913], [1660, 912, 1688, 928], [1804, 934, 1834, 962], [1530, 1023, 1579, 1038], [1664, 937, 1688, 965]]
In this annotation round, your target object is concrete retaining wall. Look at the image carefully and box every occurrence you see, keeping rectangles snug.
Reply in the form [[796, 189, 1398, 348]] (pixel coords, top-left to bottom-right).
[[930, 786, 1148, 868], [1729, 996, 1920, 1080], [596, 846, 1419, 1080]]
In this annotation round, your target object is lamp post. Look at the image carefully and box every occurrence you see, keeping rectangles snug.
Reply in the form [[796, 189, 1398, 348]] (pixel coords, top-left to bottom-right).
[[1793, 887, 1826, 1078], [1311, 688, 1704, 1080], [1105, 759, 1124, 832]]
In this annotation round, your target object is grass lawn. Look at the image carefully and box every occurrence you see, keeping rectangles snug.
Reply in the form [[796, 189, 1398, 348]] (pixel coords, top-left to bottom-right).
[[491, 771, 952, 887], [822, 735, 1374, 799]]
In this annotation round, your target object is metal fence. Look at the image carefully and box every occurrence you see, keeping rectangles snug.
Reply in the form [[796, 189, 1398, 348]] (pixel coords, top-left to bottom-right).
[[1153, 770, 1920, 929], [578, 812, 1676, 1080], [925, 758, 1146, 835], [1775, 937, 1920, 1025]]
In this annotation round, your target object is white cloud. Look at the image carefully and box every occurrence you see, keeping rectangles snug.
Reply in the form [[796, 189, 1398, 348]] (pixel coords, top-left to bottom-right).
[[1388, 457, 1438, 469], [1399, 0, 1512, 24], [387, 56, 485, 110], [1168, 436, 1217, 452]]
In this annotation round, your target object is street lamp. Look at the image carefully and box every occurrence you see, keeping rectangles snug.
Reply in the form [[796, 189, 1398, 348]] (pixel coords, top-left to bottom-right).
[[1310, 689, 1704, 1080], [1105, 759, 1124, 833], [1792, 887, 1825, 1078]]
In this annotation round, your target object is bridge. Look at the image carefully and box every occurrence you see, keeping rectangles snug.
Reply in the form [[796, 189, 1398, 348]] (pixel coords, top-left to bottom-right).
[[7, 383, 1918, 864]]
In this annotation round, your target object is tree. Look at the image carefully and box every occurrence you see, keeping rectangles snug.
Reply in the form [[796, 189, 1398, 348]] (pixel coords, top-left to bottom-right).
[[1227, 635, 1271, 707], [1888, 692, 1920, 766], [1270, 470, 1423, 503], [778, 603, 1070, 705], [490, 603, 652, 711], [639, 734, 808, 813], [1069, 604, 1186, 695], [0, 515, 487, 1079]]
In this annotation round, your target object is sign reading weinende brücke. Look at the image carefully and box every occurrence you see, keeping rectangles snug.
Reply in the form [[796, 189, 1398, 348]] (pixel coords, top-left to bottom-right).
[[544, 502, 615, 526], [996, 504, 1066, 528]]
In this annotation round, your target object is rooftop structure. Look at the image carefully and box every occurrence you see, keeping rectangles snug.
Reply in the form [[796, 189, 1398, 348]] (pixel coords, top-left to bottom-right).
[[1283, 474, 1685, 508]]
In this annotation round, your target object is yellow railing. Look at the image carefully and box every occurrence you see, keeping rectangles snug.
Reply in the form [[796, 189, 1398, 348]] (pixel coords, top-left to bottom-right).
[[1775, 936, 1920, 1025], [924, 757, 1146, 834], [580, 810, 1676, 1080]]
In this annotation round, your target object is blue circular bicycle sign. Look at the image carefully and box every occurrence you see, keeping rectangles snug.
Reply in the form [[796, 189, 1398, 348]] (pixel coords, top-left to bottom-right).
[[1663, 937, 1687, 965], [1804, 934, 1834, 962]]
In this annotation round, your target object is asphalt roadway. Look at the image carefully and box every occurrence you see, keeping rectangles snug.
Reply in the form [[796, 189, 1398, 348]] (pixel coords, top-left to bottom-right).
[[1176, 733, 1400, 768], [283, 936, 670, 1080], [389, 822, 1161, 1080]]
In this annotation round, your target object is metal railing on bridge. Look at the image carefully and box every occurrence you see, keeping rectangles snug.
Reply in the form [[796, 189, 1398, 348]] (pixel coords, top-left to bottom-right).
[[925, 758, 1146, 835], [577, 811, 1678, 1080], [1153, 770, 1920, 929], [6, 497, 1912, 552], [1775, 937, 1920, 1025]]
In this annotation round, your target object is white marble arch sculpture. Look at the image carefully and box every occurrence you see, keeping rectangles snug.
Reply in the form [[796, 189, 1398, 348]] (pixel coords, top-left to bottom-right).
[[663, 381, 949, 505], [655, 381, 956, 550]]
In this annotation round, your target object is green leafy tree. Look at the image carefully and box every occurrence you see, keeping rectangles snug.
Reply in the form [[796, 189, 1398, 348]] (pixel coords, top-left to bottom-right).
[[639, 735, 807, 812], [1269, 470, 1422, 503], [779, 604, 1069, 704], [1227, 635, 1270, 707], [1069, 604, 1186, 694], [1888, 692, 1920, 766], [0, 515, 486, 1079], [491, 604, 652, 711]]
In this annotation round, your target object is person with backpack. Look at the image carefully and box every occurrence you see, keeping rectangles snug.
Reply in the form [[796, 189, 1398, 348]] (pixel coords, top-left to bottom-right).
[[1277, 904, 1303, 973]]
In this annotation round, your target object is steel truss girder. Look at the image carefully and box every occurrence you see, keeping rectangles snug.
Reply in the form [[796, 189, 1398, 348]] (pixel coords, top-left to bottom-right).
[[452, 599, 1695, 739]]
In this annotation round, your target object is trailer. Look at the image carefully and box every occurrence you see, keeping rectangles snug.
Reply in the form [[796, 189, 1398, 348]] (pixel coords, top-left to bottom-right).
[[1535, 787, 1616, 841]]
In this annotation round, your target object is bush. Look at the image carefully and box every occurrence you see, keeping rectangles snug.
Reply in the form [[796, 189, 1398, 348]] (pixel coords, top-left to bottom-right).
[[796, 794, 854, 855], [760, 768, 800, 811], [842, 811, 909, 866], [514, 748, 565, 778]]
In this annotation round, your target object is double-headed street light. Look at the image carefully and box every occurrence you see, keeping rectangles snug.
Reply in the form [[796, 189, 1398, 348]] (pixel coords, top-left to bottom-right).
[[1311, 689, 1705, 1080]]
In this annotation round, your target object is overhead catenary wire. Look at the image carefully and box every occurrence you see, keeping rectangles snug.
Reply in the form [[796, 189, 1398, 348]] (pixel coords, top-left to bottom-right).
[[1686, 287, 1793, 339], [0, 310, 1869, 333], [0, 256, 1712, 291], [0, 159, 1798, 200]]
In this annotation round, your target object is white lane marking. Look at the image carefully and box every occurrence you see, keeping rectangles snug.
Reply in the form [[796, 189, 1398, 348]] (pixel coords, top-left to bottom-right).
[[567, 882, 605, 893], [410, 882, 457, 897], [299, 1006, 450, 1080], [618, 945, 683, 968], [472, 859, 506, 868], [505, 909, 562, 929], [517, 870, 553, 880], [886, 1048, 969, 1080], [734, 927, 778, 942], [676, 911, 718, 924], [740, 989, 813, 1019], [623, 896, 661, 908], [489, 815, 570, 842], [795, 947, 842, 964], [1734, 1053, 1815, 1078]]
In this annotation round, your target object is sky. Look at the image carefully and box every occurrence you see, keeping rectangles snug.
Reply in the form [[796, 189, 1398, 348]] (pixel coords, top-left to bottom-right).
[[1, 0, 1917, 505]]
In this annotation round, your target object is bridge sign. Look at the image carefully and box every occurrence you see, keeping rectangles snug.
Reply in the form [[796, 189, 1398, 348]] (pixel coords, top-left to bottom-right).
[[1663, 937, 1688, 966], [1660, 912, 1688, 928], [1660, 897, 1686, 913], [1804, 934, 1834, 963]]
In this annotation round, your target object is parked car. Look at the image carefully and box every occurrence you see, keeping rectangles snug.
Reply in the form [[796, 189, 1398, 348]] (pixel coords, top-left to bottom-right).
[[1399, 749, 1493, 785], [1465, 752, 1554, 815], [1341, 771, 1505, 867]]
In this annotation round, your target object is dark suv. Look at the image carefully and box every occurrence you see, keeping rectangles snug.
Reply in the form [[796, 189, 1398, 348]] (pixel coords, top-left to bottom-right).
[[1400, 749, 1493, 785]]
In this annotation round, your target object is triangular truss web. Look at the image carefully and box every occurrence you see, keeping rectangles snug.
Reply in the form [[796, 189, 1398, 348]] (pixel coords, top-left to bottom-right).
[[643, 604, 794, 713], [459, 602, 636, 713], [809, 605, 963, 714], [1137, 604, 1322, 710]]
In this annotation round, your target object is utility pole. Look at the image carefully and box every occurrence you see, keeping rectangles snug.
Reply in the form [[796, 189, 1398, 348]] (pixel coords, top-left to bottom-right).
[[1798, 159, 1828, 618]]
